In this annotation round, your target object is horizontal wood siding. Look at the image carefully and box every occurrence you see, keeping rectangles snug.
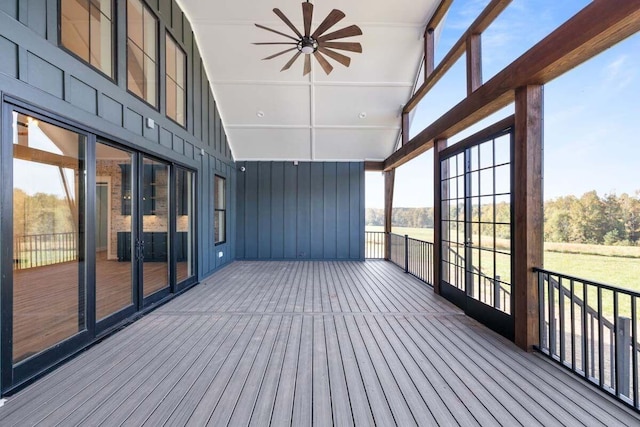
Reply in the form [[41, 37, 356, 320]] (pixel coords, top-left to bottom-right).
[[236, 162, 365, 260]]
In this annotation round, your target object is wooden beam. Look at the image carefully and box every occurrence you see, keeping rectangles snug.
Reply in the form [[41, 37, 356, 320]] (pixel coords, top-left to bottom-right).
[[466, 33, 482, 95], [13, 144, 79, 169], [424, 28, 435, 80], [404, 0, 511, 114], [401, 112, 409, 146], [383, 170, 395, 260], [427, 0, 453, 31], [386, 0, 640, 171], [364, 161, 384, 171], [432, 138, 447, 294], [513, 85, 544, 351]]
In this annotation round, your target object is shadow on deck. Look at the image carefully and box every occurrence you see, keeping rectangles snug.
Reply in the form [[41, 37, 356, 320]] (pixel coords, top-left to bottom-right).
[[0, 260, 638, 426]]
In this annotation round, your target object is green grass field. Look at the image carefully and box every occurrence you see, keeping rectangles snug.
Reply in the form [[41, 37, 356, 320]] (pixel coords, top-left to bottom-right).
[[366, 225, 640, 293]]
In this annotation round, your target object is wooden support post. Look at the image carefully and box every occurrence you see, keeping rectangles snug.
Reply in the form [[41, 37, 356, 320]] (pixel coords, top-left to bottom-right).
[[425, 28, 435, 80], [384, 170, 395, 260], [466, 33, 482, 95], [401, 112, 410, 146], [513, 85, 544, 351], [432, 138, 447, 294]]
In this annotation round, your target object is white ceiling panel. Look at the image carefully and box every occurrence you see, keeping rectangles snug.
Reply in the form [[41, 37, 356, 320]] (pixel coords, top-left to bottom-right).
[[176, 0, 439, 161], [215, 84, 310, 126], [228, 128, 311, 160], [314, 128, 398, 161], [315, 85, 409, 127]]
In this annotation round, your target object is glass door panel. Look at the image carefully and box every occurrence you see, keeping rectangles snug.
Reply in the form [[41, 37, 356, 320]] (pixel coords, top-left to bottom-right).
[[12, 112, 86, 363], [440, 127, 514, 339], [175, 168, 194, 284], [95, 142, 134, 320], [142, 157, 169, 297]]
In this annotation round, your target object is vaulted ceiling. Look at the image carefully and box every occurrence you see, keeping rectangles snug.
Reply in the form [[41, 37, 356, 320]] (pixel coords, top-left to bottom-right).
[[177, 0, 440, 161]]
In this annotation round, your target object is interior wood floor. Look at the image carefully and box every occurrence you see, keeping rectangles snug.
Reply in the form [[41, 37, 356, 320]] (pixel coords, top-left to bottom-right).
[[12, 252, 186, 363], [1, 260, 639, 426]]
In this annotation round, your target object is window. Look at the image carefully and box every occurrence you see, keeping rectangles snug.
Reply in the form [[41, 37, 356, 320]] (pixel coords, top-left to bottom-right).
[[214, 175, 226, 244], [166, 33, 186, 126], [127, 0, 157, 106], [60, 0, 114, 77]]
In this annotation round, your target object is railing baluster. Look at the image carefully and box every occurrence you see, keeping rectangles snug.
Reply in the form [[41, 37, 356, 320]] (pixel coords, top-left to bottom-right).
[[584, 282, 589, 378], [598, 287, 604, 387], [633, 296, 638, 408], [560, 277, 566, 363], [570, 279, 576, 371]]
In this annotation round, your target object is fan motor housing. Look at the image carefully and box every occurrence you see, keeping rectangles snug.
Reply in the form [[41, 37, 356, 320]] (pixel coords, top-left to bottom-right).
[[298, 36, 318, 54]]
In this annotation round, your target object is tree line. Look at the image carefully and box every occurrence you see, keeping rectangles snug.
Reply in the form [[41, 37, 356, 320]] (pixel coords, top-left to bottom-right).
[[367, 190, 640, 246]]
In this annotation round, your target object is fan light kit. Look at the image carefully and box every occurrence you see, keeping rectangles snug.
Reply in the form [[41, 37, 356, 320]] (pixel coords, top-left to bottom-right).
[[254, 1, 363, 76]]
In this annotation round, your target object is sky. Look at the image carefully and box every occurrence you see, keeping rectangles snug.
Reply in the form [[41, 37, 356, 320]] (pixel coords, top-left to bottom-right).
[[366, 0, 640, 208]]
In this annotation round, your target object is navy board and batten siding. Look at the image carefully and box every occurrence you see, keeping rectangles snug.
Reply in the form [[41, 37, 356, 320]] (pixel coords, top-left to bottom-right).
[[0, 0, 235, 279], [236, 161, 365, 261]]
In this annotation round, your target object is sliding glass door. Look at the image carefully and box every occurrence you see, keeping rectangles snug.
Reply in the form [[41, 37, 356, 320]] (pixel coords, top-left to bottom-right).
[[11, 112, 87, 365], [2, 105, 197, 392]]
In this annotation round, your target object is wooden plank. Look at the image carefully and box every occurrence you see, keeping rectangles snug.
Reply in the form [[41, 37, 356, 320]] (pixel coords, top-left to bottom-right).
[[313, 316, 333, 425], [245, 316, 293, 426], [388, 0, 640, 171], [402, 112, 410, 146], [424, 28, 435, 79], [427, 0, 453, 31], [404, 0, 512, 113], [323, 316, 356, 426], [350, 316, 419, 425], [270, 315, 302, 425], [513, 85, 543, 351], [291, 316, 313, 425], [466, 33, 482, 95], [337, 316, 396, 425], [364, 161, 384, 171]]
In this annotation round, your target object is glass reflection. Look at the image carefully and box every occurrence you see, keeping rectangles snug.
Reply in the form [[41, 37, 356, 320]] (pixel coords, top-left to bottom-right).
[[12, 112, 86, 363]]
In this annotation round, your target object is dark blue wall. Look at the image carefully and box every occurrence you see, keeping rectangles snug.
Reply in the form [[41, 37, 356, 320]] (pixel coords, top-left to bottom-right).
[[0, 0, 236, 278], [236, 161, 365, 260]]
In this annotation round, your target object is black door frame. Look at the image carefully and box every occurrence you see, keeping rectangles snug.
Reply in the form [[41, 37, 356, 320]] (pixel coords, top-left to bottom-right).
[[0, 97, 198, 394], [438, 123, 515, 340]]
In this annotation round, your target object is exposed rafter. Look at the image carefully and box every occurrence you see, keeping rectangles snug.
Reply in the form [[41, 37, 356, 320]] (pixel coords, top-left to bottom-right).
[[387, 0, 640, 171]]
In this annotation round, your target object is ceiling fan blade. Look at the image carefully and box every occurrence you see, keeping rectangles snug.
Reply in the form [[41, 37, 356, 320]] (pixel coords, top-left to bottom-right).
[[303, 54, 311, 76], [313, 51, 333, 75], [318, 47, 351, 67], [273, 8, 302, 39], [320, 41, 362, 53], [255, 23, 299, 42], [311, 9, 345, 39], [317, 25, 363, 42], [281, 52, 302, 71], [262, 47, 297, 61], [253, 42, 297, 45], [302, 2, 314, 37]]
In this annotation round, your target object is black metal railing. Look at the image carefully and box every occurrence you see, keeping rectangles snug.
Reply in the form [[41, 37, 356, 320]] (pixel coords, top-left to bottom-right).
[[367, 232, 434, 286], [536, 268, 640, 409], [364, 231, 385, 259], [13, 232, 78, 269]]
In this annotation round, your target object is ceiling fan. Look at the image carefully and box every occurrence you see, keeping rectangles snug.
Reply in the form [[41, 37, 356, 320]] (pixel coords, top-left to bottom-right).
[[254, 1, 363, 76]]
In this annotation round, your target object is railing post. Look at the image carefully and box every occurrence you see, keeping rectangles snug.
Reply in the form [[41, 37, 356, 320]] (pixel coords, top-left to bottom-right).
[[494, 275, 501, 310], [617, 316, 632, 397], [404, 235, 409, 273]]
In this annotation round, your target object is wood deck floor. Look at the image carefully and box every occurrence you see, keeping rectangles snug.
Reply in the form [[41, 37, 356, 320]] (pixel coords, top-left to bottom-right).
[[1, 260, 638, 426]]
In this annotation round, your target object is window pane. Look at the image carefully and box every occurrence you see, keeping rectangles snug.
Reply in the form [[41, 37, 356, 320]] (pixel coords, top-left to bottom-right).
[[96, 0, 111, 19], [176, 169, 194, 283], [166, 35, 176, 80], [96, 142, 133, 320], [215, 211, 226, 244], [61, 0, 90, 62], [214, 176, 226, 244], [142, 158, 169, 297], [127, 0, 143, 49], [12, 112, 87, 364], [144, 54, 157, 104], [166, 78, 177, 122], [127, 43, 144, 98], [89, 3, 113, 76], [143, 9, 157, 60], [215, 176, 225, 209], [176, 46, 185, 88], [176, 86, 185, 126]]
